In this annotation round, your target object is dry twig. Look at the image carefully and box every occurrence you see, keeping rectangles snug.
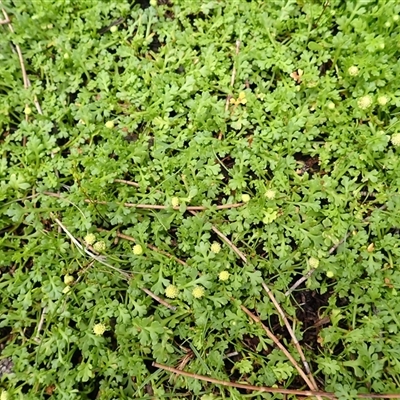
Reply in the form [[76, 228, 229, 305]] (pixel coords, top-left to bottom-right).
[[225, 40, 241, 112], [103, 229, 188, 267], [84, 198, 244, 211], [34, 306, 48, 343], [153, 362, 335, 398], [141, 287, 176, 311], [52, 216, 175, 310], [43, 191, 243, 211], [240, 304, 315, 389], [1, 4, 43, 115], [114, 178, 140, 188], [153, 362, 400, 399], [189, 210, 247, 263], [262, 282, 322, 398], [53, 215, 132, 279]]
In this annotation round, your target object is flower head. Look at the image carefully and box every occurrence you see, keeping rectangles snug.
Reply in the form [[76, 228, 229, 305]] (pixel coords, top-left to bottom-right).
[[308, 257, 320, 269], [265, 189, 276, 200], [211, 242, 221, 254], [237, 91, 247, 104], [171, 197, 179, 207], [105, 120, 114, 129], [93, 323, 106, 336], [394, 15, 399, 21], [84, 233, 96, 245], [391, 133, 400, 146], [357, 95, 373, 110], [165, 285, 179, 299], [192, 286, 205, 299], [230, 92, 247, 106], [1, 390, 9, 400], [326, 271, 334, 278], [218, 270, 230, 281], [377, 95, 389, 106], [241, 194, 251, 203], [110, 25, 118, 33], [133, 244, 143, 255], [348, 65, 359, 76], [93, 241, 106, 252], [64, 274, 74, 285], [327, 101, 335, 110], [24, 106, 32, 115]]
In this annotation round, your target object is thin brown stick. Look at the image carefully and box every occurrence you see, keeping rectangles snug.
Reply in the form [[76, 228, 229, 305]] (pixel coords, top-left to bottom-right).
[[225, 40, 241, 112], [230, 40, 240, 87], [34, 306, 47, 343], [114, 178, 140, 188], [285, 268, 315, 297], [327, 233, 351, 256], [223, 351, 239, 359], [262, 282, 321, 398], [240, 304, 315, 389], [84, 199, 244, 211], [97, 228, 189, 267], [176, 351, 193, 372], [189, 210, 247, 263], [53, 215, 132, 280], [1, 4, 43, 115], [141, 287, 176, 311], [211, 224, 247, 263], [153, 362, 400, 399], [52, 216, 175, 310], [153, 362, 336, 398], [43, 192, 243, 211]]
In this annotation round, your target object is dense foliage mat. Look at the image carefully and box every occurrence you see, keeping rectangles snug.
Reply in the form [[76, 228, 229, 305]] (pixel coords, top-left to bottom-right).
[[2, 0, 400, 399]]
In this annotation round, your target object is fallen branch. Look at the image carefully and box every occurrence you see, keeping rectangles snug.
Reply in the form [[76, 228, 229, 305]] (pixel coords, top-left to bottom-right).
[[53, 215, 132, 280], [262, 282, 322, 398], [225, 40, 241, 112], [152, 362, 400, 399], [43, 191, 244, 211], [240, 304, 315, 389], [52, 215, 176, 311], [153, 362, 335, 398], [34, 306, 48, 343], [97, 228, 189, 268], [84, 199, 244, 211], [141, 287, 176, 311], [114, 178, 140, 188], [1, 4, 43, 115]]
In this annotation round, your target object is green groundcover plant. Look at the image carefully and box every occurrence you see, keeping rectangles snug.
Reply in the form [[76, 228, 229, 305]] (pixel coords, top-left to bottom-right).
[[2, 0, 400, 398]]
